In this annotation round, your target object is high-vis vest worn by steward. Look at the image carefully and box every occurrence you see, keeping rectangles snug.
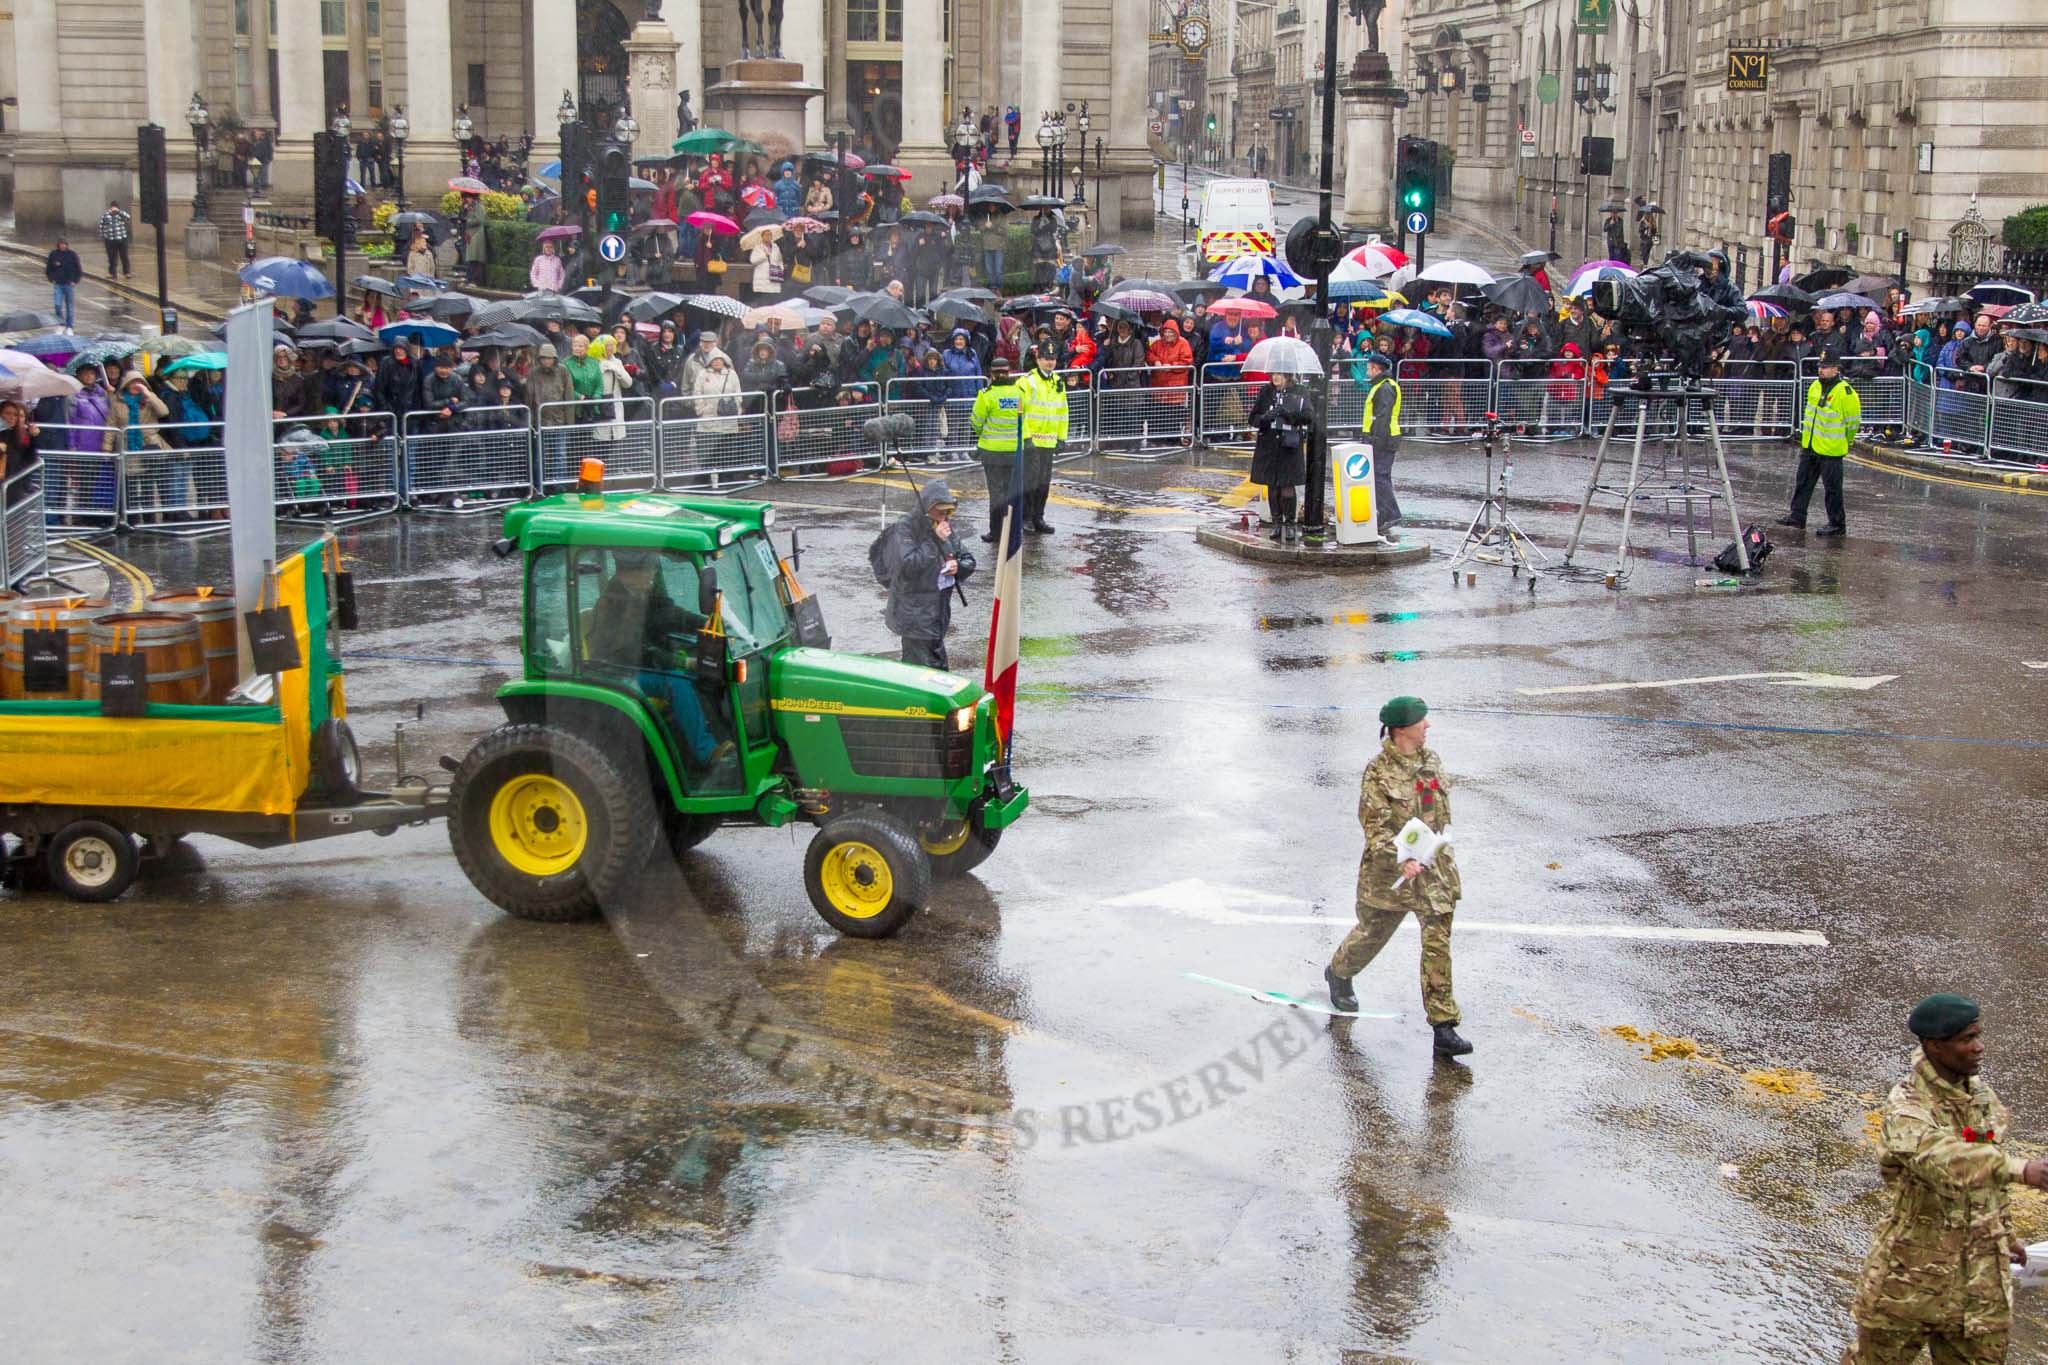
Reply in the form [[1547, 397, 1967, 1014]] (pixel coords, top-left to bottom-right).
[[1017, 368, 1070, 447], [1363, 377, 1403, 438], [1799, 377, 1861, 457], [972, 379, 1024, 452]]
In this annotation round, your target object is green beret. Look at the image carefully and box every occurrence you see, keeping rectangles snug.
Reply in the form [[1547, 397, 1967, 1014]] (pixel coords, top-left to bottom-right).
[[1908, 993, 1980, 1041], [1378, 696, 1428, 730]]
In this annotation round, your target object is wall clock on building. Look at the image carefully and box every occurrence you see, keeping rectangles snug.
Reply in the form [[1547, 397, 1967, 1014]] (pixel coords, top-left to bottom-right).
[[1177, 16, 1211, 57]]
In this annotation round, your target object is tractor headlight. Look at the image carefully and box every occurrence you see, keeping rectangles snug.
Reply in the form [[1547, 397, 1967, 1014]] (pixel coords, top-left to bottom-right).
[[718, 524, 735, 545], [760, 507, 777, 528], [951, 706, 974, 732]]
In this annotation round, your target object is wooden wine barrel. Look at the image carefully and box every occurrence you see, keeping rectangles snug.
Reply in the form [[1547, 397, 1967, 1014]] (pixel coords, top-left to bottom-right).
[[148, 588, 239, 702], [81, 613, 207, 705], [1, 597, 106, 700]]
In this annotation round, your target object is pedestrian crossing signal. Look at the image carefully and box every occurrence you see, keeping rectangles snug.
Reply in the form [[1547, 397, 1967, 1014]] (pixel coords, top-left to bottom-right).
[[1395, 137, 1437, 222]]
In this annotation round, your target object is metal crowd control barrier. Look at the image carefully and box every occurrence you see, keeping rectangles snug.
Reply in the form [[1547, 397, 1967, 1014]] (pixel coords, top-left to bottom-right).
[[657, 393, 772, 487], [1798, 358, 1906, 437], [1391, 359, 1491, 441], [273, 412, 402, 525], [885, 375, 985, 465], [776, 397, 883, 478], [124, 434, 231, 537], [2, 465, 47, 587], [1923, 366, 1991, 453], [1197, 363, 1261, 443], [1713, 361, 1800, 440], [1586, 377, 1679, 442], [1906, 365, 1936, 446], [537, 397, 659, 492], [405, 405, 534, 510], [1494, 359, 1585, 441], [1989, 384, 2048, 462], [1095, 366, 1192, 453], [1055, 368, 1094, 454], [29, 424, 123, 530]]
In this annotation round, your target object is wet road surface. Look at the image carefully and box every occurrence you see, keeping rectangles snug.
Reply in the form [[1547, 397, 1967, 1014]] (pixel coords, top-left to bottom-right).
[[5, 427, 2048, 1360]]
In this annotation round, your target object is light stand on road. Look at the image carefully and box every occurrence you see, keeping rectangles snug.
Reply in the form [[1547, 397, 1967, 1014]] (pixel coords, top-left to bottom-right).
[[1561, 377, 1749, 585], [1448, 412, 1546, 591]]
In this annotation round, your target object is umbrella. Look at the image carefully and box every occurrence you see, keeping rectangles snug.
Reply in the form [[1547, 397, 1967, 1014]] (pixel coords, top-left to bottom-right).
[[1241, 336, 1322, 377], [634, 156, 672, 171], [0, 363, 80, 403], [861, 164, 912, 181], [1639, 202, 1663, 214], [739, 224, 783, 251], [927, 194, 965, 210], [379, 320, 461, 348], [388, 211, 445, 238], [1415, 259, 1496, 287], [1210, 253, 1304, 290], [296, 317, 376, 342], [1598, 202, 1627, 213], [407, 291, 487, 320], [1020, 195, 1065, 210], [744, 303, 811, 329], [742, 207, 785, 230], [620, 295, 686, 327], [1745, 299, 1788, 321], [1814, 291, 1880, 312], [1104, 277, 1183, 299], [1977, 303, 2015, 320], [1999, 302, 2048, 325], [352, 275, 403, 298], [240, 256, 336, 300], [1382, 308, 1454, 337], [2007, 327, 2048, 345], [968, 183, 1011, 201], [811, 210, 843, 223], [393, 273, 446, 291], [0, 310, 61, 333], [929, 297, 989, 325], [1750, 282, 1815, 310], [9, 333, 77, 358], [339, 339, 389, 358], [804, 285, 859, 306], [1206, 297, 1278, 321], [847, 295, 925, 330], [682, 293, 750, 320], [468, 323, 550, 350], [999, 293, 1066, 315], [673, 127, 740, 155], [1793, 265, 1854, 293], [1078, 243, 1127, 258], [65, 340, 138, 373], [1899, 296, 1966, 318], [726, 138, 768, 160], [1091, 299, 1153, 327], [802, 149, 866, 170], [291, 337, 340, 353], [1324, 278, 1389, 303], [535, 224, 583, 243], [1965, 280, 2036, 306], [141, 334, 210, 359], [1167, 279, 1232, 302], [162, 352, 230, 375], [536, 160, 562, 178], [937, 286, 998, 304], [447, 176, 489, 194], [1485, 276, 1554, 312], [628, 176, 658, 192], [784, 216, 828, 234], [1563, 263, 1638, 297], [898, 211, 949, 228], [1518, 250, 1560, 268], [1338, 242, 1408, 277], [633, 218, 679, 239], [1099, 288, 1175, 313], [740, 184, 777, 209], [1843, 274, 1898, 299], [687, 210, 741, 235]]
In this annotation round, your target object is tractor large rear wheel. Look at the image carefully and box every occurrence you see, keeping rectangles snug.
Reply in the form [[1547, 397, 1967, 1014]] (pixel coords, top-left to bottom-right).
[[449, 724, 656, 921], [804, 812, 930, 938]]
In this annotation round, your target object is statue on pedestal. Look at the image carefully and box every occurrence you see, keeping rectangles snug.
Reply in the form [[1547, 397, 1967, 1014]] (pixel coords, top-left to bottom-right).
[[677, 89, 696, 134], [643, 0, 663, 17], [1348, 0, 1386, 52], [735, 0, 786, 58]]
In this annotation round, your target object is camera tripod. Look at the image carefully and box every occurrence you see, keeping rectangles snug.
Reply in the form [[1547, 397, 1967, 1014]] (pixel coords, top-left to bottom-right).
[[1562, 376, 1749, 584], [1448, 412, 1549, 592]]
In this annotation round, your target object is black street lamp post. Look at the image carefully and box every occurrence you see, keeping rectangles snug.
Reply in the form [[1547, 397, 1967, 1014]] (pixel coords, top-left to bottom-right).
[[1073, 101, 1090, 206], [185, 92, 211, 223], [330, 108, 352, 316], [389, 104, 410, 212]]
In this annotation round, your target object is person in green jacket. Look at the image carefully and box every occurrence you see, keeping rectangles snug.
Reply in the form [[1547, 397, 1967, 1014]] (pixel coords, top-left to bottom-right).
[[972, 354, 1025, 542], [562, 334, 605, 426], [1779, 351, 1859, 537]]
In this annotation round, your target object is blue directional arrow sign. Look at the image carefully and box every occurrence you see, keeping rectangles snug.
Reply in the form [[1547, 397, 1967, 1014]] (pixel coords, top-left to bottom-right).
[[1405, 211, 1431, 235], [598, 232, 627, 263]]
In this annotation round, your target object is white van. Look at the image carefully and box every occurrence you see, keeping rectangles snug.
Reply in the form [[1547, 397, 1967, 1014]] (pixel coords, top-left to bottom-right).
[[1196, 178, 1279, 263]]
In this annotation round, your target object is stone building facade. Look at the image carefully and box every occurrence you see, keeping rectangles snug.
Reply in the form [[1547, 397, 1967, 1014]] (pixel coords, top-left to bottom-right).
[[0, 0, 1160, 234]]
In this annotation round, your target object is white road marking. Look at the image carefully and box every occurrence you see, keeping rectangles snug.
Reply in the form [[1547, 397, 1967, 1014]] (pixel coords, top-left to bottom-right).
[[1516, 671, 1896, 696], [2025, 661, 2048, 670], [1105, 879, 1828, 946], [1183, 972, 1402, 1019]]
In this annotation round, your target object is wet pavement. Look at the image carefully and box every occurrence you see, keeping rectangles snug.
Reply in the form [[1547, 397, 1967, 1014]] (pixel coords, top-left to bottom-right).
[[8, 315, 2048, 1360]]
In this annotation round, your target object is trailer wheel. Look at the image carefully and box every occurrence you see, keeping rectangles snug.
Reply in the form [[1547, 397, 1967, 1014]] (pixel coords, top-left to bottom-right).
[[920, 813, 1003, 881], [47, 820, 140, 903], [312, 718, 364, 804], [449, 724, 656, 922], [804, 812, 930, 938]]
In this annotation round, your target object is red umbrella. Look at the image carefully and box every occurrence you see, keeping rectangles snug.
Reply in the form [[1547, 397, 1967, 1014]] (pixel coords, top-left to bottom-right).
[[686, 210, 740, 235], [861, 164, 913, 181], [740, 184, 776, 209], [1208, 297, 1278, 320], [783, 216, 828, 234]]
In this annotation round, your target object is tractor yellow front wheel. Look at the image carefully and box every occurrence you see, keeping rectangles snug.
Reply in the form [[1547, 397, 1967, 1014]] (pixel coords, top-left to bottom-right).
[[805, 813, 930, 938]]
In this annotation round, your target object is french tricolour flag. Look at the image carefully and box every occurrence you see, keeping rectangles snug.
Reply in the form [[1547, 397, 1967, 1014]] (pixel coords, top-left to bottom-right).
[[984, 466, 1025, 755]]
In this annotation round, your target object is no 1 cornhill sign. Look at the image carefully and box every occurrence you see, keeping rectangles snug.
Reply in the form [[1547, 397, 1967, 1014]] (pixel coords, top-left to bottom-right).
[[1727, 47, 1769, 91]]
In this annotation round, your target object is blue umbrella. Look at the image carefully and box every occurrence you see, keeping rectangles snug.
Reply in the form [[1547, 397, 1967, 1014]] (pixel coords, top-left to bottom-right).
[[345, 177, 364, 195], [1382, 307, 1453, 337], [1324, 278, 1389, 302], [1208, 252, 1304, 291], [11, 333, 79, 357], [163, 351, 231, 375], [240, 256, 337, 301], [393, 273, 446, 291], [537, 159, 561, 180], [379, 320, 461, 348]]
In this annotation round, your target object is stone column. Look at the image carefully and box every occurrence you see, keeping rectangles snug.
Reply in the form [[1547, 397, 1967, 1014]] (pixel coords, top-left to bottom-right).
[[781, 0, 829, 146], [623, 19, 683, 159], [1340, 58, 1400, 234], [250, 0, 275, 129], [825, 0, 851, 134], [531, 0, 581, 152], [1017, 0, 1061, 139], [1106, 0, 1152, 232], [11, 0, 63, 228], [270, 0, 329, 203], [404, 0, 458, 198], [897, 0, 947, 190]]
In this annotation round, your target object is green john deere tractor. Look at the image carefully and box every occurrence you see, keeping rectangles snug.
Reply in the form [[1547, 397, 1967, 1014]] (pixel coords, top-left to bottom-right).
[[446, 487, 1027, 937]]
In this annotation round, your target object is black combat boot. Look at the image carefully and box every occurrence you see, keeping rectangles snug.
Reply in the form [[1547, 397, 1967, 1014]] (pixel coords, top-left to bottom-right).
[[1432, 1021, 1474, 1057], [1324, 967, 1358, 1013]]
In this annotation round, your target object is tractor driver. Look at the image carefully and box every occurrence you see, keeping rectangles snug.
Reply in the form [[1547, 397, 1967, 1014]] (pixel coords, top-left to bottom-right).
[[583, 550, 732, 772]]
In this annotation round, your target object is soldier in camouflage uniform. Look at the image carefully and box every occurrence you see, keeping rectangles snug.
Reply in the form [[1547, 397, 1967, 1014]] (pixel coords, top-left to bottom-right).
[[1324, 696, 1472, 1057], [1844, 994, 2048, 1365]]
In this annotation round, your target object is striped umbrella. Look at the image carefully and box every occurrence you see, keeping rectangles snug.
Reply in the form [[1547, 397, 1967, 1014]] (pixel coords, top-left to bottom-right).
[[1208, 253, 1303, 291], [1564, 262, 1639, 297], [1338, 242, 1409, 278], [1745, 299, 1788, 322]]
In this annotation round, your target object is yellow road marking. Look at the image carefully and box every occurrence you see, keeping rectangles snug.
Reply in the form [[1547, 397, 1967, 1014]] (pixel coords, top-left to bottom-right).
[[62, 538, 153, 603], [1849, 452, 2048, 497]]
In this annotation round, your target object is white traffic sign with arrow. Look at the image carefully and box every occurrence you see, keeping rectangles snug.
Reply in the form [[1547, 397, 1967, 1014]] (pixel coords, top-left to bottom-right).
[[598, 232, 627, 263], [1516, 671, 1896, 697]]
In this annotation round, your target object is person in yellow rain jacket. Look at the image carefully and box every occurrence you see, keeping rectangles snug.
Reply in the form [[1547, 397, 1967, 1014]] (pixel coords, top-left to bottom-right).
[[971, 354, 1024, 543], [1779, 351, 1860, 538], [1014, 346, 1068, 535]]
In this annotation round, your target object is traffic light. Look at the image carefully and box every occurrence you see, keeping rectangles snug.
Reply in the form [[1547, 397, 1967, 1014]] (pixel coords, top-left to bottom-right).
[[1766, 212, 1795, 246], [595, 141, 632, 239], [1766, 152, 1791, 217], [1395, 136, 1436, 219], [1206, 112, 1217, 136], [136, 124, 168, 228], [312, 131, 347, 240]]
